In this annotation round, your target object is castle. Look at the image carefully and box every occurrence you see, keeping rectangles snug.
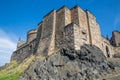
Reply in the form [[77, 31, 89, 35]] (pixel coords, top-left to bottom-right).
[[11, 6, 120, 62]]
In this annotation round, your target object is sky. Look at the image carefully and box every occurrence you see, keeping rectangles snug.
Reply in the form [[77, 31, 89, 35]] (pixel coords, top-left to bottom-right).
[[0, 0, 120, 66]]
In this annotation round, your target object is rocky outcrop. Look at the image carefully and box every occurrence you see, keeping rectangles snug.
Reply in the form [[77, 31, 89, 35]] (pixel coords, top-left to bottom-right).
[[113, 47, 120, 58], [19, 44, 115, 80], [0, 63, 8, 71]]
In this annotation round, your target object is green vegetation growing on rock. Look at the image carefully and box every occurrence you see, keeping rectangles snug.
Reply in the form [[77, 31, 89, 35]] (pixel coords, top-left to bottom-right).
[[0, 55, 35, 80]]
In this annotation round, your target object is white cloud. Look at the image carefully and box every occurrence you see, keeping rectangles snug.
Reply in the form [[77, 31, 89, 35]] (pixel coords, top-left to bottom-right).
[[0, 29, 17, 66]]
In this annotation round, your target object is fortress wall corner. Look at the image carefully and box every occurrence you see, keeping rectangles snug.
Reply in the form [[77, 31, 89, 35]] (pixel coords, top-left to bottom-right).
[[63, 23, 75, 50], [71, 6, 90, 46], [73, 24, 81, 50], [63, 23, 80, 50], [36, 10, 56, 56], [48, 10, 56, 55], [65, 7, 71, 25], [55, 6, 71, 50], [78, 8, 90, 45], [37, 23, 43, 42], [71, 6, 80, 27], [86, 11, 102, 49]]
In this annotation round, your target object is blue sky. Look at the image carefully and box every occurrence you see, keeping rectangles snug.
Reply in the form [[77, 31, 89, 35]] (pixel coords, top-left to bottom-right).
[[0, 0, 120, 66]]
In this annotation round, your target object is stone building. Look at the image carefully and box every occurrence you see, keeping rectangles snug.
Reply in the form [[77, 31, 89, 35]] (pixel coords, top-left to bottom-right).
[[111, 31, 120, 47], [11, 5, 120, 62]]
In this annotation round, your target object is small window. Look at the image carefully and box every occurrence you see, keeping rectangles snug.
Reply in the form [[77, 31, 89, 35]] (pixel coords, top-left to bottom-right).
[[106, 46, 110, 58], [82, 31, 86, 35], [29, 45, 32, 50], [82, 31, 87, 41], [118, 43, 120, 46]]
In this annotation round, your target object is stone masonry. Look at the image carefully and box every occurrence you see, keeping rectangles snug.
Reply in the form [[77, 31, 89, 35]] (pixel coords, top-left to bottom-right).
[[11, 5, 120, 62], [111, 31, 120, 47]]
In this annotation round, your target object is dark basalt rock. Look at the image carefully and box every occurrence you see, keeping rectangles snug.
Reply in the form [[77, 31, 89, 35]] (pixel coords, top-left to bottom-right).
[[19, 44, 115, 80]]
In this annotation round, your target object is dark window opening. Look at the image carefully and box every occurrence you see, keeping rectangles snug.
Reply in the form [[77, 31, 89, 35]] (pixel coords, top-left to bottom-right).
[[82, 31, 87, 41], [29, 45, 32, 50], [82, 31, 86, 35], [118, 43, 120, 46], [106, 46, 110, 58]]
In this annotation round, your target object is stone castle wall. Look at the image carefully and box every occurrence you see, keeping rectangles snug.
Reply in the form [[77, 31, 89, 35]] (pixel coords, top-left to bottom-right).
[[11, 39, 37, 62], [101, 37, 114, 58], [36, 6, 114, 57], [111, 31, 120, 47], [11, 5, 120, 62], [36, 10, 56, 56], [86, 11, 102, 49], [64, 23, 81, 50], [71, 6, 90, 47], [55, 6, 71, 50]]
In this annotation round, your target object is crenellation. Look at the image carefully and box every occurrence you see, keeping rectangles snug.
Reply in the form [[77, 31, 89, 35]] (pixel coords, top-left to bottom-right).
[[11, 5, 120, 62]]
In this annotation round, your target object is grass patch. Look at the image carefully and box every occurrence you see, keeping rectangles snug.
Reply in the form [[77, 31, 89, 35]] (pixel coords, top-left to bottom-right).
[[0, 55, 35, 80]]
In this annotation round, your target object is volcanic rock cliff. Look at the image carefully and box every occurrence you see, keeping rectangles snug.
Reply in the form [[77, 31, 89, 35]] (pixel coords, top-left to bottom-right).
[[19, 44, 115, 80]]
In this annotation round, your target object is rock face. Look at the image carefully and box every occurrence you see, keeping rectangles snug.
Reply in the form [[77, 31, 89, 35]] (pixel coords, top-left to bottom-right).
[[113, 47, 120, 58], [19, 44, 114, 80]]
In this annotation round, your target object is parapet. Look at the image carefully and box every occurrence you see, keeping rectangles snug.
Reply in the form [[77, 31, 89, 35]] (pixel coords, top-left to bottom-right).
[[28, 29, 37, 35]]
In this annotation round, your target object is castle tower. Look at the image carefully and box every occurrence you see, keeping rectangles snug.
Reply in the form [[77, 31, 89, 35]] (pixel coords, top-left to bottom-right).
[[111, 31, 120, 47], [27, 29, 37, 43]]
